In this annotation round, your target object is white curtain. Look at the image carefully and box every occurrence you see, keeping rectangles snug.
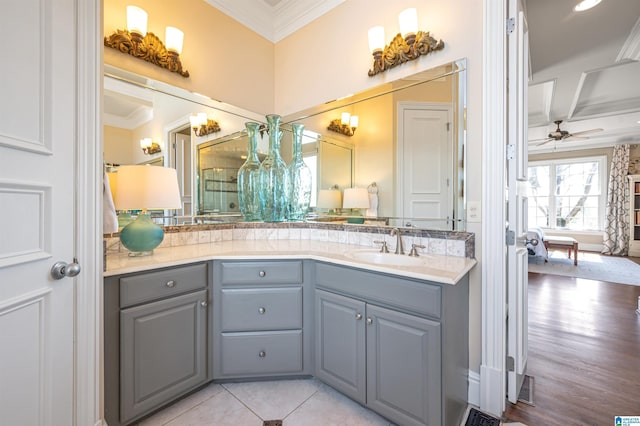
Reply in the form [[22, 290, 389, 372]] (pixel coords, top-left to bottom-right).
[[602, 144, 630, 255]]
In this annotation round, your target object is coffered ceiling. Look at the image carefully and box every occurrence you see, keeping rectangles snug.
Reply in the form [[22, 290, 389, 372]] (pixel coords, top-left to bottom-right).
[[526, 0, 640, 152]]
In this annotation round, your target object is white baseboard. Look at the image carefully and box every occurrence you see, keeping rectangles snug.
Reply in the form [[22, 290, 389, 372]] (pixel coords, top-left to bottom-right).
[[468, 369, 481, 406]]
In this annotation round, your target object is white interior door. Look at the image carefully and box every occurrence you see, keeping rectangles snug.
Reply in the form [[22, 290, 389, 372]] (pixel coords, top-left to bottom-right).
[[506, 0, 530, 404], [171, 132, 193, 217], [397, 103, 452, 228], [0, 1, 77, 424]]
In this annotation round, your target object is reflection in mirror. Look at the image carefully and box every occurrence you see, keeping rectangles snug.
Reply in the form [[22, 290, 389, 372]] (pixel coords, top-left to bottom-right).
[[103, 59, 466, 231]]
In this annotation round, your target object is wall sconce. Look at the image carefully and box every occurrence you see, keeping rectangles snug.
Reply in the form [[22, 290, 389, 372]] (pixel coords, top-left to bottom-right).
[[140, 138, 161, 155], [367, 8, 445, 77], [104, 6, 190, 77], [190, 113, 221, 137], [328, 112, 359, 136]]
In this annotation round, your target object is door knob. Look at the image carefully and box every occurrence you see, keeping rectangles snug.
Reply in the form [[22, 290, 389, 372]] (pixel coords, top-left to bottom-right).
[[50, 258, 81, 280], [525, 238, 538, 246]]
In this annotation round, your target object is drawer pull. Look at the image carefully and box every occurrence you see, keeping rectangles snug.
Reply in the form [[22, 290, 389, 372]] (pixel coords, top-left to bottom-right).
[[200, 300, 208, 308], [258, 307, 266, 314], [258, 270, 266, 277], [355, 313, 363, 320], [165, 280, 176, 288], [258, 350, 266, 358], [366, 317, 373, 325]]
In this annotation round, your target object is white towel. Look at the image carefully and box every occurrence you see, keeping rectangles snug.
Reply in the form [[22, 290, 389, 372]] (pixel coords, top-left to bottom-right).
[[366, 193, 378, 217], [103, 171, 118, 234]]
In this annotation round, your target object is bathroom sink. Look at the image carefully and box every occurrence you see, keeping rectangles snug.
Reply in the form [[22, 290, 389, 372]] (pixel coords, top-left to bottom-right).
[[344, 250, 427, 267]]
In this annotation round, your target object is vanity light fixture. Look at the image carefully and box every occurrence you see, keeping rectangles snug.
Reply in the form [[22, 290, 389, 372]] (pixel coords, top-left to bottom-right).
[[328, 112, 359, 136], [104, 6, 190, 77], [190, 113, 221, 137], [140, 138, 161, 155], [367, 8, 445, 77]]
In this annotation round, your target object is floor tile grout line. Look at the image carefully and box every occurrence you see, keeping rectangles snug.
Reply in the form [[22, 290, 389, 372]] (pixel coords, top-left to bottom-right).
[[221, 384, 269, 422], [155, 385, 227, 426], [281, 387, 322, 421]]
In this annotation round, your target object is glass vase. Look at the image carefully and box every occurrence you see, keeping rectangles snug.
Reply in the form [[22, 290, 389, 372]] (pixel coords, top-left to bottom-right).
[[287, 123, 312, 221], [237, 122, 263, 221], [258, 114, 289, 222]]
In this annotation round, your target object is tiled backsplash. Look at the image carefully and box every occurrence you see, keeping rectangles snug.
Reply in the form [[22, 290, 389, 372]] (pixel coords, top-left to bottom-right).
[[105, 222, 475, 259]]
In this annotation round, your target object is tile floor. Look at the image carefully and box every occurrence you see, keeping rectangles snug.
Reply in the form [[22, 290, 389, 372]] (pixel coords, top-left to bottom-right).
[[137, 378, 395, 426]]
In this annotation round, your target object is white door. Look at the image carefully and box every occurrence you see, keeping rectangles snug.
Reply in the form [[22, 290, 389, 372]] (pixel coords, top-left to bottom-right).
[[397, 103, 452, 228], [506, 1, 530, 403], [0, 1, 77, 424]]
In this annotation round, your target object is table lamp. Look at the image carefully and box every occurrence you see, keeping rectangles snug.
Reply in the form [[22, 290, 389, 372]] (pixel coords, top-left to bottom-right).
[[343, 187, 370, 224], [317, 188, 342, 215], [114, 165, 182, 256]]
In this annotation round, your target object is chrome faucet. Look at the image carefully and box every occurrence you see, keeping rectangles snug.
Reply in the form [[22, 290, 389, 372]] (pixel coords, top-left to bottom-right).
[[390, 228, 404, 255]]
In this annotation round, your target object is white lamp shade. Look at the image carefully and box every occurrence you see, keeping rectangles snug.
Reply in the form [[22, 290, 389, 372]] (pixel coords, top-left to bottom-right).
[[368, 26, 385, 53], [126, 6, 148, 36], [197, 112, 207, 126], [140, 137, 152, 149], [189, 114, 200, 128], [114, 165, 182, 211], [398, 8, 418, 38], [165, 26, 184, 54], [341, 112, 351, 125], [349, 115, 359, 128], [343, 188, 370, 209], [317, 189, 342, 209]]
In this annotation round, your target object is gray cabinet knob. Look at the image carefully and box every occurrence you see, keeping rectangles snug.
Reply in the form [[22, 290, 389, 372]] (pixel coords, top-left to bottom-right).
[[355, 313, 363, 320], [258, 307, 266, 314], [259, 270, 266, 277], [200, 300, 208, 307], [258, 350, 266, 358], [166, 280, 176, 288], [366, 317, 373, 325]]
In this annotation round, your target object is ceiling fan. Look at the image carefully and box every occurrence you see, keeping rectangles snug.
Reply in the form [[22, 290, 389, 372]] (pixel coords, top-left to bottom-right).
[[531, 120, 603, 146]]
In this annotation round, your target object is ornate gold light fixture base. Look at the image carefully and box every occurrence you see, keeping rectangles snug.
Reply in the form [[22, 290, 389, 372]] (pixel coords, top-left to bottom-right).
[[368, 31, 444, 77], [104, 30, 190, 78], [193, 119, 221, 137], [327, 119, 356, 137], [142, 142, 162, 155]]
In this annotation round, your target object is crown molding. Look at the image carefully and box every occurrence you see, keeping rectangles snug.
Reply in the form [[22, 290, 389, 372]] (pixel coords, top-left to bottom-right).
[[617, 16, 640, 62], [204, 0, 345, 42]]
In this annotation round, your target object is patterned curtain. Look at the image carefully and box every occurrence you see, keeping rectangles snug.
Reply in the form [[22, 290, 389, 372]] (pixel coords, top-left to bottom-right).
[[602, 144, 630, 255]]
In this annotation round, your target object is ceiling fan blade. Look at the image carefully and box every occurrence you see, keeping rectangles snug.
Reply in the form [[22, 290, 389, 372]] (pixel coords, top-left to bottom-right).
[[532, 138, 554, 146], [570, 128, 603, 137], [563, 136, 589, 142]]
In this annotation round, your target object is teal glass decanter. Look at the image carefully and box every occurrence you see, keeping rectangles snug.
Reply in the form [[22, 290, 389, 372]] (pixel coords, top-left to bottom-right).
[[258, 114, 289, 222], [287, 123, 312, 221], [237, 122, 263, 221]]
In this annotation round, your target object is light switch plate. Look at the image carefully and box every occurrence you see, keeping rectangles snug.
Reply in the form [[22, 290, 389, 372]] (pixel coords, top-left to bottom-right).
[[467, 201, 481, 222]]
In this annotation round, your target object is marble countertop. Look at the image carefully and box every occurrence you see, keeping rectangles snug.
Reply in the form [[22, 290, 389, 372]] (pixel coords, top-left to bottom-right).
[[105, 240, 476, 285]]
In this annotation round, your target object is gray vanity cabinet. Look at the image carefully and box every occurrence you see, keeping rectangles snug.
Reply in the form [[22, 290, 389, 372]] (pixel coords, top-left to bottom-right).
[[212, 259, 313, 379], [104, 262, 212, 426], [314, 262, 468, 426]]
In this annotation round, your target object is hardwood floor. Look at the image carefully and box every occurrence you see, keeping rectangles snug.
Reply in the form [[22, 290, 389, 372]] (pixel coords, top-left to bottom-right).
[[503, 272, 640, 425]]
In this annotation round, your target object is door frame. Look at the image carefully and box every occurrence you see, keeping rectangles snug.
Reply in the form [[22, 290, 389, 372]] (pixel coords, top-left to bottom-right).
[[480, 0, 509, 417], [75, 0, 102, 424]]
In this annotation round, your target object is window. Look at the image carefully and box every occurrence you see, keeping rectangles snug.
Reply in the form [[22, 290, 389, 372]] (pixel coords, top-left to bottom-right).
[[527, 156, 607, 231]]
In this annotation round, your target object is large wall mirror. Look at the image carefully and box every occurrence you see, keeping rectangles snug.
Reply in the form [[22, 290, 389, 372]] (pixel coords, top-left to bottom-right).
[[103, 58, 466, 230]]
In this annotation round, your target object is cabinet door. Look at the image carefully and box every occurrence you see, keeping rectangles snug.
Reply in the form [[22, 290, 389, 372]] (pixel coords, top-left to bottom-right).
[[120, 290, 208, 424], [366, 304, 441, 426], [314, 289, 366, 404]]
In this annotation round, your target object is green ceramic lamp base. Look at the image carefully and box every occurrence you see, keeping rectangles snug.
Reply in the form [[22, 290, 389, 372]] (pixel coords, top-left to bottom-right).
[[119, 213, 164, 256]]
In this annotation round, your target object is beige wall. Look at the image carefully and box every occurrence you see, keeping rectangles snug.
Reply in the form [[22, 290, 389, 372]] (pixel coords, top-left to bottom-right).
[[104, 125, 134, 164], [104, 0, 275, 114]]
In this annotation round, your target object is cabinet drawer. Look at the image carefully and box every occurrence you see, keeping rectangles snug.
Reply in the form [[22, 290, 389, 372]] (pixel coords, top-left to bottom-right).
[[120, 263, 208, 308], [220, 330, 302, 376], [219, 261, 302, 285], [315, 262, 442, 319], [221, 287, 302, 332]]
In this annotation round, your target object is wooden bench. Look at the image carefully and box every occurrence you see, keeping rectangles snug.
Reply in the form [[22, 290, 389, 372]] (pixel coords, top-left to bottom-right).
[[543, 236, 579, 265]]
